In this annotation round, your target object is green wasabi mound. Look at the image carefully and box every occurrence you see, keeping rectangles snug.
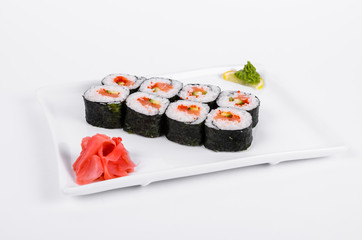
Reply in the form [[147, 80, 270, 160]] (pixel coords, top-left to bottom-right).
[[234, 61, 261, 85]]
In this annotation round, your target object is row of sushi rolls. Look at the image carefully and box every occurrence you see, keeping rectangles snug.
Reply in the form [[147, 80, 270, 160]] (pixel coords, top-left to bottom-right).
[[83, 73, 260, 152]]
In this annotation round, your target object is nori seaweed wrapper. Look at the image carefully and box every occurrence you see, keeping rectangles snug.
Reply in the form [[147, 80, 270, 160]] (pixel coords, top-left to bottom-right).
[[123, 106, 165, 138], [129, 87, 140, 94], [129, 76, 146, 93], [167, 95, 179, 103], [206, 99, 218, 109], [204, 125, 253, 152], [166, 118, 204, 146], [171, 95, 182, 102], [83, 97, 124, 129], [247, 104, 259, 128]]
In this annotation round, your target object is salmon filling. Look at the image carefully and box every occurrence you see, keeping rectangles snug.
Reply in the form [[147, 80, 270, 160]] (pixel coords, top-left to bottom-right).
[[214, 110, 241, 122], [114, 76, 134, 87], [149, 82, 174, 92], [97, 88, 120, 98], [177, 104, 201, 116], [137, 97, 161, 109], [229, 94, 250, 106], [189, 86, 207, 98]]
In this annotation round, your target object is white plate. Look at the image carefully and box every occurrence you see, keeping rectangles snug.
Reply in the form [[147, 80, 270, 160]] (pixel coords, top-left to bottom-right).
[[37, 65, 346, 195]]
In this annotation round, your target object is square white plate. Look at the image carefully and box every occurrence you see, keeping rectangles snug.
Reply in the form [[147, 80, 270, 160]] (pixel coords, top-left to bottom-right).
[[37, 65, 345, 195]]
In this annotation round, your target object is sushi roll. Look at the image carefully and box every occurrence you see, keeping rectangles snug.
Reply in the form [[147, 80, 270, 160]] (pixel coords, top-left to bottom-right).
[[178, 84, 221, 108], [139, 77, 183, 101], [83, 85, 130, 129], [123, 92, 169, 138], [216, 91, 260, 127], [165, 100, 210, 146], [204, 107, 253, 152], [102, 73, 145, 93]]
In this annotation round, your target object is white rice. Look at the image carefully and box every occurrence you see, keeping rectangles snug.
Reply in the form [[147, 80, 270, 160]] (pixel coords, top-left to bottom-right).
[[166, 100, 210, 125], [83, 85, 129, 103], [139, 77, 183, 99], [178, 84, 221, 103], [101, 73, 145, 90], [216, 91, 259, 111], [126, 92, 169, 116], [205, 107, 252, 130]]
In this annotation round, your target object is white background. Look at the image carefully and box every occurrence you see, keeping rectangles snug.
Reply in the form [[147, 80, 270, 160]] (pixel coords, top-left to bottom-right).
[[1, 0, 362, 239]]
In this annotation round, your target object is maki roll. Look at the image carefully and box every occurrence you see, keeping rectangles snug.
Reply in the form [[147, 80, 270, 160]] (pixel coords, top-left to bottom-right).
[[165, 100, 210, 146], [139, 77, 183, 102], [204, 107, 253, 152], [83, 85, 130, 129], [124, 92, 169, 138], [178, 84, 221, 108], [102, 73, 145, 93], [216, 90, 260, 127]]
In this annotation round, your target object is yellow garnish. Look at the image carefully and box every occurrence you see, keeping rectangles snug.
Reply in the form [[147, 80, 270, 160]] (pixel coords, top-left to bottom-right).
[[223, 70, 264, 89]]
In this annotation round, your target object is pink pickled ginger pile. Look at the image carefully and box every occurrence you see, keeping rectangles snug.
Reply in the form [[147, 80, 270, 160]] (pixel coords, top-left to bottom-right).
[[73, 134, 135, 185]]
